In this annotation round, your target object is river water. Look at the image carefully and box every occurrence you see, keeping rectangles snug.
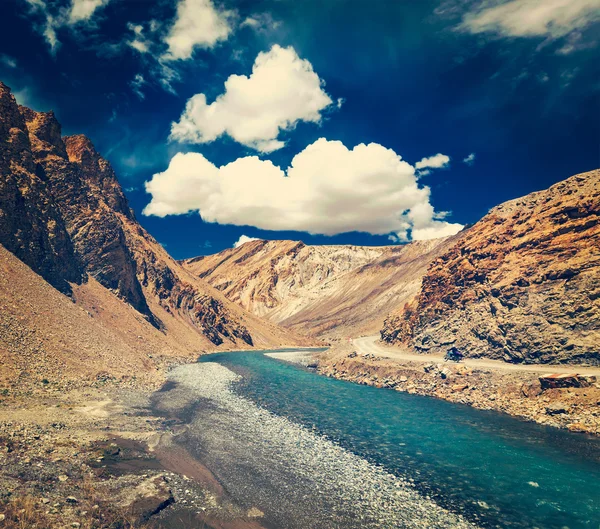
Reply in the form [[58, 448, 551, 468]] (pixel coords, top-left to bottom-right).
[[153, 350, 600, 529]]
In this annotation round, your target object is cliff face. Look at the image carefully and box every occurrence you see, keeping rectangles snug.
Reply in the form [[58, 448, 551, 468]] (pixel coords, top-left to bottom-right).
[[183, 237, 457, 338], [19, 106, 154, 321], [381, 170, 600, 365], [0, 83, 83, 293], [0, 81, 302, 350]]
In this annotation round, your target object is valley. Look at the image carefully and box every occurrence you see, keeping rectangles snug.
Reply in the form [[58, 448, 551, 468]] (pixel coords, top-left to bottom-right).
[[0, 82, 599, 528]]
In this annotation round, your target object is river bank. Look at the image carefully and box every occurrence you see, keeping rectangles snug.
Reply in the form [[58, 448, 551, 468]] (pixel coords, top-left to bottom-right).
[[152, 361, 478, 529], [0, 362, 276, 529], [315, 341, 600, 436]]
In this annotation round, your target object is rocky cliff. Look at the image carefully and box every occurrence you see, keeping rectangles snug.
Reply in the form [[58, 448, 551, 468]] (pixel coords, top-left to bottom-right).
[[0, 83, 83, 293], [183, 237, 457, 338], [0, 81, 303, 355], [381, 169, 600, 365]]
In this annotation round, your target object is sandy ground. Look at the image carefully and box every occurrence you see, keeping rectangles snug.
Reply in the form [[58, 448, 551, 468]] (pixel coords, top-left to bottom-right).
[[0, 376, 272, 529]]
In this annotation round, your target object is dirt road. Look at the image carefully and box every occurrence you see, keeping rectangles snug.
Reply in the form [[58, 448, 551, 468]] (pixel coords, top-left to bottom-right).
[[351, 335, 600, 376]]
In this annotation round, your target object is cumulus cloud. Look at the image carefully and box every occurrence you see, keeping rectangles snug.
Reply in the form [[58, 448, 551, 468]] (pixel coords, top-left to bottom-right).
[[169, 45, 334, 152], [463, 152, 476, 165], [143, 138, 463, 242], [233, 235, 262, 248], [163, 0, 234, 60], [415, 153, 451, 170], [460, 0, 600, 40]]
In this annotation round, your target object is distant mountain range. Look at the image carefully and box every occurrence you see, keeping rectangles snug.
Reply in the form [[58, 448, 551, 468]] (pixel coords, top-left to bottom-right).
[[182, 237, 458, 339]]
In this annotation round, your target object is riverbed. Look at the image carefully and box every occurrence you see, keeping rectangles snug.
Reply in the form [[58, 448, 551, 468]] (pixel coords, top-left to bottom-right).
[[151, 350, 600, 529]]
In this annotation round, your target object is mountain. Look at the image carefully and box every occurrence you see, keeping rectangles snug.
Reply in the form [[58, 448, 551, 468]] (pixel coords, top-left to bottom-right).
[[381, 169, 600, 365], [182, 237, 458, 339], [0, 81, 307, 383]]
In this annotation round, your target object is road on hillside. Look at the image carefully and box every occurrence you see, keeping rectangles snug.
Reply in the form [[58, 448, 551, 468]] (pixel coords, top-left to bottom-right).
[[351, 335, 600, 376]]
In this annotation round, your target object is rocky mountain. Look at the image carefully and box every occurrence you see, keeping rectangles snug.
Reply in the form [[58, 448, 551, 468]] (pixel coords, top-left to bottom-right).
[[182, 237, 458, 338], [381, 169, 600, 365], [0, 81, 306, 384]]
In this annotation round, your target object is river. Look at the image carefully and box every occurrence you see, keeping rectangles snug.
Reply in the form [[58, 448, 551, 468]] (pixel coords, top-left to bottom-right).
[[152, 349, 600, 529]]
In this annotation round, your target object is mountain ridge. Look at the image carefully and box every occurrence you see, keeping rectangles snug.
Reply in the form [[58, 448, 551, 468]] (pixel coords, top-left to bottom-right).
[[0, 81, 309, 385], [381, 169, 600, 364], [182, 236, 459, 339]]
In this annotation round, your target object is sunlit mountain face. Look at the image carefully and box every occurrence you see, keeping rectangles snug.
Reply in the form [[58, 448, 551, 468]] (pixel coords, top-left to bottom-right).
[[1, 0, 597, 258]]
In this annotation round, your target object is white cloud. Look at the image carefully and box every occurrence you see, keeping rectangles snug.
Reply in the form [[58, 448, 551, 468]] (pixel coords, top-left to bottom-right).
[[233, 235, 262, 248], [169, 45, 334, 152], [163, 0, 234, 61], [143, 138, 463, 242], [23, 0, 110, 53], [463, 152, 476, 165], [69, 0, 110, 23], [0, 54, 17, 68], [130, 74, 146, 99], [460, 0, 600, 40], [240, 13, 281, 33], [415, 153, 451, 170]]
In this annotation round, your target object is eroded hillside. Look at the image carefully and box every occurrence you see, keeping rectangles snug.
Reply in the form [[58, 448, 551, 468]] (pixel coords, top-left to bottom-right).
[[0, 81, 308, 385], [183, 237, 458, 338], [381, 169, 600, 365]]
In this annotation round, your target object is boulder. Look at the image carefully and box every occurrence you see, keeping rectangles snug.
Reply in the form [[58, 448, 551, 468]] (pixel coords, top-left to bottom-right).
[[539, 374, 596, 390], [545, 403, 569, 415]]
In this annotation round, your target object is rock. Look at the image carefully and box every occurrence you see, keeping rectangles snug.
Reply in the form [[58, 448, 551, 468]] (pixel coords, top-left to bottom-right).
[[58, 474, 68, 482], [116, 474, 174, 523], [65, 496, 78, 504], [521, 381, 543, 398], [423, 364, 436, 373], [452, 384, 469, 392], [0, 514, 5, 521], [539, 374, 595, 390], [567, 422, 587, 432], [247, 507, 264, 518], [546, 403, 569, 415]]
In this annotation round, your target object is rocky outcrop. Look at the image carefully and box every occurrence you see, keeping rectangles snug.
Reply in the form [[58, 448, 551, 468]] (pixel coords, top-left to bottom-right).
[[18, 105, 154, 322], [0, 82, 83, 293], [183, 237, 457, 338], [0, 81, 302, 349], [382, 170, 600, 365]]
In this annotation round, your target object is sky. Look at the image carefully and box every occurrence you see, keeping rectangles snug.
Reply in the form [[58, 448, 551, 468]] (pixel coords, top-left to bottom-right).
[[0, 0, 598, 259]]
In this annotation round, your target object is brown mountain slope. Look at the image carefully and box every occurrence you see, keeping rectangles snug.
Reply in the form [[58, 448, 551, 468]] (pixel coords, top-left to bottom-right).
[[381, 169, 600, 365], [0, 81, 307, 384], [182, 237, 457, 338]]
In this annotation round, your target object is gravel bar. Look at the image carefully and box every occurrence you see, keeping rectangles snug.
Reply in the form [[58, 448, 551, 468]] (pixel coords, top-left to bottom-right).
[[154, 362, 479, 529]]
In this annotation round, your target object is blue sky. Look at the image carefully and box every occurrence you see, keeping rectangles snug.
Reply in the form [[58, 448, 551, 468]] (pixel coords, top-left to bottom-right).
[[0, 0, 598, 259]]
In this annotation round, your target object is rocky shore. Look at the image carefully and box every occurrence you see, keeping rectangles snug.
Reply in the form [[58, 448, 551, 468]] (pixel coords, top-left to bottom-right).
[[153, 362, 479, 529], [316, 343, 600, 436], [0, 367, 277, 529]]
